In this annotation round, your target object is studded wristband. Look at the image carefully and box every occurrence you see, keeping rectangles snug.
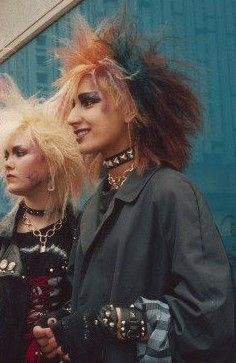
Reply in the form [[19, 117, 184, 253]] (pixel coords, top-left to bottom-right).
[[51, 303, 147, 358], [96, 304, 147, 342], [118, 304, 147, 341]]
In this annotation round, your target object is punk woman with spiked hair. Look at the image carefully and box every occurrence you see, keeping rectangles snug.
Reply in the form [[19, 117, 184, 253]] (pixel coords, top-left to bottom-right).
[[34, 13, 234, 363], [0, 75, 85, 363]]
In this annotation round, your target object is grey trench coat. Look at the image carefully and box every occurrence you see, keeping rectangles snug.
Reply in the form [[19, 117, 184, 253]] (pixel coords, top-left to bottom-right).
[[67, 166, 235, 363]]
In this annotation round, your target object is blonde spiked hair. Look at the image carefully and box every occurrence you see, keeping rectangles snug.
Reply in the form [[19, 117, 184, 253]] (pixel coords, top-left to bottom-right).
[[0, 74, 85, 217]]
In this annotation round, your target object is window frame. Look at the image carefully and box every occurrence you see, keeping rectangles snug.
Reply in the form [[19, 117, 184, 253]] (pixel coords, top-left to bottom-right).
[[0, 0, 83, 63]]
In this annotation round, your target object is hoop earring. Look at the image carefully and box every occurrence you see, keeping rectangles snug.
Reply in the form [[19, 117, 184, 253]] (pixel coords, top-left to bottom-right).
[[47, 173, 55, 192]]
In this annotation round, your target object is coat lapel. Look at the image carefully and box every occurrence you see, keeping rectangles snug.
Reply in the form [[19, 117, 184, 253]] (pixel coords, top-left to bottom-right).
[[0, 204, 20, 240], [80, 178, 122, 254], [80, 180, 104, 254], [80, 166, 161, 255]]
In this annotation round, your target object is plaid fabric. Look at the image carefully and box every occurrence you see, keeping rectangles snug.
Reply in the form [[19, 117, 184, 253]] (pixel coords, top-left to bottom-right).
[[134, 297, 171, 363]]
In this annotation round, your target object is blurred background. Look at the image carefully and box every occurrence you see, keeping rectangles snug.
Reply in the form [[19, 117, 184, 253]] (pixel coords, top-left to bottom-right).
[[0, 0, 236, 274]]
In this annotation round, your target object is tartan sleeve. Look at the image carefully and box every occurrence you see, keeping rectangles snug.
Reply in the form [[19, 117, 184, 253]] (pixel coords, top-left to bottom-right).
[[134, 296, 171, 363]]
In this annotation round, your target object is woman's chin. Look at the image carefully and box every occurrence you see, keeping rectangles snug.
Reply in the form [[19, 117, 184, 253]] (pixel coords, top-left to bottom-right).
[[79, 144, 99, 155], [7, 186, 24, 196]]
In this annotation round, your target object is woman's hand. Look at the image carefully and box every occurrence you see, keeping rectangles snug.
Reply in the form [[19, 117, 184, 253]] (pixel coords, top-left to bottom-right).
[[33, 323, 70, 361], [33, 325, 58, 359]]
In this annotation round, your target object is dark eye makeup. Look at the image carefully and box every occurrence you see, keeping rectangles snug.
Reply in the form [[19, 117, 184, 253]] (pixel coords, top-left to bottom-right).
[[13, 146, 27, 157], [4, 150, 9, 160], [4, 146, 28, 159], [78, 91, 101, 107]]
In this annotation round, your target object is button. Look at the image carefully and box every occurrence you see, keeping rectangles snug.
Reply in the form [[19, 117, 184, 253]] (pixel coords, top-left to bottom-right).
[[47, 317, 57, 326], [0, 259, 8, 269], [7, 262, 16, 271]]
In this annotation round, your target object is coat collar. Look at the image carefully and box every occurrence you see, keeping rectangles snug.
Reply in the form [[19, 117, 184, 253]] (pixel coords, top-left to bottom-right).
[[80, 165, 161, 254], [113, 165, 161, 203], [0, 204, 23, 278]]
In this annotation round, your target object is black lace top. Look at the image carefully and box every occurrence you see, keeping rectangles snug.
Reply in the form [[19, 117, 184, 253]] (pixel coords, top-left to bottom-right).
[[15, 219, 74, 363]]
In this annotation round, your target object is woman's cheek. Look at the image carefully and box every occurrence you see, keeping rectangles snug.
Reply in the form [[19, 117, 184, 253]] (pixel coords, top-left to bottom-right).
[[101, 102, 110, 114], [26, 170, 45, 186]]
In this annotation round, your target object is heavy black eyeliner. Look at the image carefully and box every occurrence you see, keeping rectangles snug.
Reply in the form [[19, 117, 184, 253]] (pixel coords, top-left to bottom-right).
[[12, 146, 27, 156], [78, 91, 101, 106], [4, 150, 9, 160]]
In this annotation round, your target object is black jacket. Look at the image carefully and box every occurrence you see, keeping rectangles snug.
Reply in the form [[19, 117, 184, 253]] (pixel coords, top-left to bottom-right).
[[68, 166, 235, 363], [0, 205, 77, 363]]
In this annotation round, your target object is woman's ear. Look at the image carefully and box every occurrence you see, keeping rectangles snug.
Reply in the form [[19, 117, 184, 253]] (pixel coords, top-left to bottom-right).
[[124, 110, 136, 124], [124, 99, 137, 124]]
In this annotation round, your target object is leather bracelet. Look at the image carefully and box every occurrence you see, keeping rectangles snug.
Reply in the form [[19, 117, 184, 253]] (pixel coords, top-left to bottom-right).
[[96, 304, 147, 342], [51, 303, 147, 357], [118, 304, 147, 341]]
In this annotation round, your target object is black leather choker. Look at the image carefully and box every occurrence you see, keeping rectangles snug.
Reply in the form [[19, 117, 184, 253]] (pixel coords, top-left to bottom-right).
[[103, 147, 134, 169], [21, 201, 46, 217]]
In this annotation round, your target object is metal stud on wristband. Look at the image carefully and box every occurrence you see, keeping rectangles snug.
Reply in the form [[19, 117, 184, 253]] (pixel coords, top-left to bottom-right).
[[62, 302, 72, 315], [118, 304, 147, 341]]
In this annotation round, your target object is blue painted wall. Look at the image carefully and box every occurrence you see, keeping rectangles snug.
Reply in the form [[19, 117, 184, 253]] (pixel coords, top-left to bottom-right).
[[1, 0, 236, 268]]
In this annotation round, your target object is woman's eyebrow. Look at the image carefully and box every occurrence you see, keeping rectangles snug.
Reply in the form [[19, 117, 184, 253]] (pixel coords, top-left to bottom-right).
[[12, 145, 27, 152], [78, 91, 100, 99]]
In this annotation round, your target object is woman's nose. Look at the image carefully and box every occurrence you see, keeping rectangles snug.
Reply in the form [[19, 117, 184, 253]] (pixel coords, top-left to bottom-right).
[[4, 157, 14, 169], [67, 105, 83, 127]]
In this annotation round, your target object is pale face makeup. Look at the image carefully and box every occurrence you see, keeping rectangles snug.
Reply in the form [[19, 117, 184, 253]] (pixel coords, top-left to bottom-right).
[[67, 76, 130, 158], [3, 130, 49, 198]]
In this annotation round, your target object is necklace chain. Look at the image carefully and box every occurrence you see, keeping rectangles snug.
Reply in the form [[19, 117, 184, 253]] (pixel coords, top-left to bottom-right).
[[22, 213, 63, 253], [108, 163, 134, 190]]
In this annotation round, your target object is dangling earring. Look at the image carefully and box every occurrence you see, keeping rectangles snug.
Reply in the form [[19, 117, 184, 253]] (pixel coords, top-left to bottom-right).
[[47, 172, 55, 192], [127, 122, 133, 150]]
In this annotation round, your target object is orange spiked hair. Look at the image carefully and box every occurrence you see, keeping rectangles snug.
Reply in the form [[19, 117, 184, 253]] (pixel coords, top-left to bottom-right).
[[52, 12, 202, 179]]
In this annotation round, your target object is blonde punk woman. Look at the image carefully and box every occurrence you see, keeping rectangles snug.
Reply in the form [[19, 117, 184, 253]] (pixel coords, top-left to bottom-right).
[[0, 74, 84, 363]]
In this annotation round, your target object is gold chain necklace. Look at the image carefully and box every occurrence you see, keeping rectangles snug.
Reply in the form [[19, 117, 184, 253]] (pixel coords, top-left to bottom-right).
[[107, 163, 135, 190], [22, 213, 63, 253]]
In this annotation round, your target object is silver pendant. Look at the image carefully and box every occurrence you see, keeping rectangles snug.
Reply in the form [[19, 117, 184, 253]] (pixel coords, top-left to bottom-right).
[[40, 245, 46, 253]]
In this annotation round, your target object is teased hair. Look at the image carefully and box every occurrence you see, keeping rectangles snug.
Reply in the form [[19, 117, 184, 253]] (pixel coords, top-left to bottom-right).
[[0, 74, 85, 217], [53, 12, 202, 178]]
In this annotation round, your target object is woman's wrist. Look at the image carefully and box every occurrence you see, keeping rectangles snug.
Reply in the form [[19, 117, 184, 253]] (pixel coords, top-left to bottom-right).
[[116, 307, 123, 339], [97, 304, 148, 341], [49, 303, 149, 357], [115, 305, 148, 341], [51, 310, 99, 357]]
